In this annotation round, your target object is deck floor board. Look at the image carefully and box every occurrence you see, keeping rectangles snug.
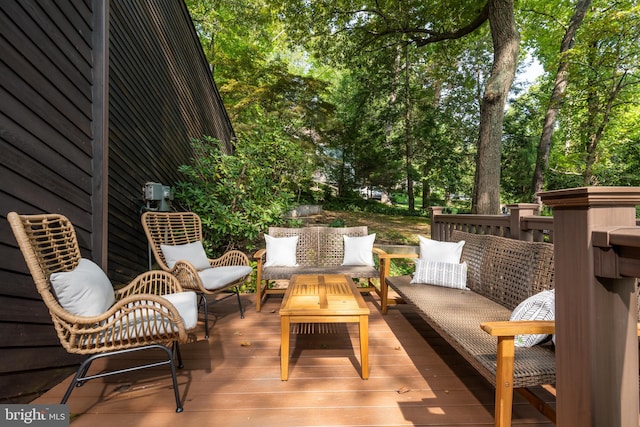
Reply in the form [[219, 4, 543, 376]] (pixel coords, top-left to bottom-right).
[[33, 292, 554, 426]]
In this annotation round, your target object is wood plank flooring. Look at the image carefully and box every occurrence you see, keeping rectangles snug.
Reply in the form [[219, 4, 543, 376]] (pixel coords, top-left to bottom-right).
[[32, 292, 554, 426]]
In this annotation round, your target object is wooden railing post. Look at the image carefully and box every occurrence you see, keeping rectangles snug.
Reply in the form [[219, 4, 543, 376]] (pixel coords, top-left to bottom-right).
[[540, 187, 640, 427], [507, 203, 539, 241], [429, 206, 444, 240]]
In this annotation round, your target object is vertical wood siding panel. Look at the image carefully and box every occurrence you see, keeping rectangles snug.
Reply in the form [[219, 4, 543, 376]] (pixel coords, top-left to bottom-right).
[[0, 0, 93, 401], [107, 0, 235, 283], [1, 0, 235, 401]]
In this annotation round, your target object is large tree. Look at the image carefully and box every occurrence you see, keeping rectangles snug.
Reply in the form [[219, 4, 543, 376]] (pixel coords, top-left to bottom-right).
[[471, 0, 520, 214], [529, 0, 592, 204], [273, 0, 520, 213]]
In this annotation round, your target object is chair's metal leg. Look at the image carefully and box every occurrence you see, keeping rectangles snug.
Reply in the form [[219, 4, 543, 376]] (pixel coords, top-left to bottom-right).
[[74, 358, 94, 387], [61, 345, 184, 412], [236, 286, 245, 319], [61, 356, 95, 404], [160, 344, 183, 413], [173, 341, 184, 369], [199, 293, 209, 338]]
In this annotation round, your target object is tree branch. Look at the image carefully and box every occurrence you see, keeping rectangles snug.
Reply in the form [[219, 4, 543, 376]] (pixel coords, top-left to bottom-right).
[[411, 2, 490, 46]]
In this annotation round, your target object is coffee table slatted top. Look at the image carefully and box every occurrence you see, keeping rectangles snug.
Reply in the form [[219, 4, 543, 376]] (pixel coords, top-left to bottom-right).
[[280, 274, 370, 317]]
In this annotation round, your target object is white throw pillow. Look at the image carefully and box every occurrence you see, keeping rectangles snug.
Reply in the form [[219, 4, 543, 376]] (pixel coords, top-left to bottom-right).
[[160, 241, 211, 270], [418, 235, 465, 263], [342, 233, 376, 266], [410, 259, 468, 289], [50, 258, 115, 316], [510, 289, 555, 347], [198, 265, 253, 291], [264, 235, 299, 267]]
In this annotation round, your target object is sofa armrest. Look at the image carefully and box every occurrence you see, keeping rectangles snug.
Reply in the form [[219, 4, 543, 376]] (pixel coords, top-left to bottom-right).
[[253, 248, 266, 260], [481, 320, 556, 337], [481, 320, 556, 427], [378, 253, 419, 314]]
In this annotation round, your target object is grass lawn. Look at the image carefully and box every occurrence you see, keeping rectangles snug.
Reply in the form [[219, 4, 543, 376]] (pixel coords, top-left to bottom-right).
[[302, 210, 431, 246]]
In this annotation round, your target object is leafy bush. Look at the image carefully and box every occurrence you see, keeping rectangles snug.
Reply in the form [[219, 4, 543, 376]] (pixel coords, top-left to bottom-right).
[[174, 133, 314, 255]]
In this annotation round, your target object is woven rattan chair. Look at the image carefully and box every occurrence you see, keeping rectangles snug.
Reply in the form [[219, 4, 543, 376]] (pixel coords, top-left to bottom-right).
[[8, 212, 197, 412], [141, 211, 252, 338]]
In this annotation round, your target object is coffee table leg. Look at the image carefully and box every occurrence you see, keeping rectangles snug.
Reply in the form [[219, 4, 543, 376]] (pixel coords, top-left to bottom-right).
[[281, 315, 290, 380], [360, 315, 369, 379]]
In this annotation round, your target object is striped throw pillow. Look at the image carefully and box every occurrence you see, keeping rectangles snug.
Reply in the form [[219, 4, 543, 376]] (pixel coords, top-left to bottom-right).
[[410, 259, 468, 290], [510, 289, 555, 347]]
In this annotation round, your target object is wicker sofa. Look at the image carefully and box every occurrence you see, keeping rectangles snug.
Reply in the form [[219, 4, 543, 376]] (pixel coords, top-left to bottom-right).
[[254, 226, 386, 311], [383, 230, 556, 427]]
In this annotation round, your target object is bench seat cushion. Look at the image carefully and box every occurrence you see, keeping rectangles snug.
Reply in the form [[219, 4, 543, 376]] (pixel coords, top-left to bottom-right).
[[262, 265, 378, 281], [387, 275, 556, 388]]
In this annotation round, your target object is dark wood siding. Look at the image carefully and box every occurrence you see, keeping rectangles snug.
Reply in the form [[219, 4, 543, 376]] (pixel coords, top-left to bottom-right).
[[107, 0, 235, 284], [0, 0, 235, 401], [0, 0, 95, 401]]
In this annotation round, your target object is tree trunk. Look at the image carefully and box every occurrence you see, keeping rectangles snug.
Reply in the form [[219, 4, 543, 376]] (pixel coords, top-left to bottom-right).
[[472, 0, 520, 214], [531, 0, 592, 204], [404, 44, 415, 212]]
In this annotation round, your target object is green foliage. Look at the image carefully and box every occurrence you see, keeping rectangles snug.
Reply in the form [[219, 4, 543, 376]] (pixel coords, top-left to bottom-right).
[[185, 0, 640, 217], [174, 132, 314, 255], [501, 83, 547, 202]]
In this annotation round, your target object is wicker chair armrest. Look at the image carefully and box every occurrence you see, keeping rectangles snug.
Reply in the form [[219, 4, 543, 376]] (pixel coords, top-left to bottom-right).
[[115, 270, 183, 299], [481, 320, 556, 337], [169, 261, 204, 292], [53, 292, 190, 352], [209, 250, 250, 267]]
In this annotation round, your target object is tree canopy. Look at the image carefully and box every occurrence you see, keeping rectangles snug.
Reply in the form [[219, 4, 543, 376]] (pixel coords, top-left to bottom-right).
[[185, 0, 640, 214]]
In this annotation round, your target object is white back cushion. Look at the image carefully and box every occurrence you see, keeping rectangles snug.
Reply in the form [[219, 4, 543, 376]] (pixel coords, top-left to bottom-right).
[[161, 241, 211, 270], [264, 235, 299, 267], [342, 234, 376, 266], [418, 235, 465, 263], [50, 258, 115, 316]]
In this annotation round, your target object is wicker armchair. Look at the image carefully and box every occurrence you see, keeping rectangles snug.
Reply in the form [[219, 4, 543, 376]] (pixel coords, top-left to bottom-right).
[[141, 212, 252, 338], [7, 212, 198, 412]]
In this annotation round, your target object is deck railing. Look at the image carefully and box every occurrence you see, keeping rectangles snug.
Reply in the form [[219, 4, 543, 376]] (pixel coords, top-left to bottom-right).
[[431, 203, 639, 244], [431, 188, 640, 426]]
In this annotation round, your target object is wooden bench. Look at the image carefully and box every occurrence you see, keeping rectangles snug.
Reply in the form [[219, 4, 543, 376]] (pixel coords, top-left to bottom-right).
[[381, 230, 556, 427], [254, 226, 386, 312]]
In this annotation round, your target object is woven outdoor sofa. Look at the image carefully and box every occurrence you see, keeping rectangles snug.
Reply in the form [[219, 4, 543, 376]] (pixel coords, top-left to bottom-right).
[[253, 226, 386, 311], [382, 230, 556, 427]]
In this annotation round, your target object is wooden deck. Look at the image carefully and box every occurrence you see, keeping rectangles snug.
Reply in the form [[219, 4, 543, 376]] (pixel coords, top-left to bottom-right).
[[33, 292, 555, 426]]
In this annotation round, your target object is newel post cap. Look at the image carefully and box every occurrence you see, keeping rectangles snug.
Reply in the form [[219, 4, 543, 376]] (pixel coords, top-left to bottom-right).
[[540, 186, 640, 208]]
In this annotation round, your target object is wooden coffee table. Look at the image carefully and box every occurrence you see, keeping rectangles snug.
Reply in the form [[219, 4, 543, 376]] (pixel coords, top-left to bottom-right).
[[279, 274, 370, 381]]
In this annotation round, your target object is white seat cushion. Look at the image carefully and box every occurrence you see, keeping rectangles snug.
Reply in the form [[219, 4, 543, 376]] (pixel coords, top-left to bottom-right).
[[198, 266, 253, 291], [50, 258, 115, 316], [117, 292, 199, 335], [161, 292, 198, 330]]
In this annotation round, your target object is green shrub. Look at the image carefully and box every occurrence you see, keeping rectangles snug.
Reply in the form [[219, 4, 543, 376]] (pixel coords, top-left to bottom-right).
[[174, 133, 314, 256]]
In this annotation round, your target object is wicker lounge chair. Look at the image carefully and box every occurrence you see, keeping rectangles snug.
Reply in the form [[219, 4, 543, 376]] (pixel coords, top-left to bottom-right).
[[8, 212, 197, 412], [142, 211, 252, 338]]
